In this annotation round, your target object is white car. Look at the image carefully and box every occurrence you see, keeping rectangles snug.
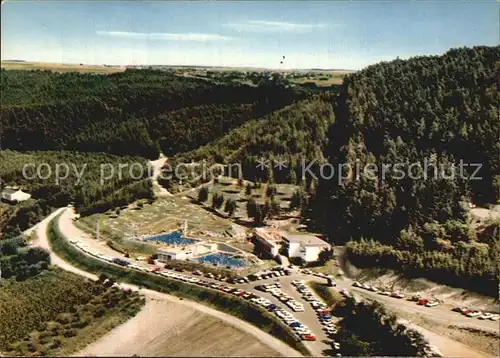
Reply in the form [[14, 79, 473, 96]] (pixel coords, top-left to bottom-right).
[[466, 311, 482, 318], [489, 314, 499, 321], [426, 301, 440, 308], [391, 292, 405, 299], [478, 313, 493, 320]]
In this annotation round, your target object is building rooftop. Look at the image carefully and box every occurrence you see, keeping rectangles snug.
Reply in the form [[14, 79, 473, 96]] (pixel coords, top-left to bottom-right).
[[255, 227, 282, 243], [158, 247, 189, 254], [2, 188, 20, 195], [280, 232, 330, 247]]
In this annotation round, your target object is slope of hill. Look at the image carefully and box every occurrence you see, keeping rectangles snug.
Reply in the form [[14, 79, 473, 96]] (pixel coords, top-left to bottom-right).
[[160, 93, 335, 191], [309, 45, 499, 295]]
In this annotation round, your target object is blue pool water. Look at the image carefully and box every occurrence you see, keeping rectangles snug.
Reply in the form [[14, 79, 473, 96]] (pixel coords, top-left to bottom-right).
[[145, 231, 197, 245], [196, 252, 247, 268]]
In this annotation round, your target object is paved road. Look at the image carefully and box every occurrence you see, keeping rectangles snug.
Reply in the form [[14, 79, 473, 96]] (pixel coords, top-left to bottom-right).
[[31, 207, 302, 357], [44, 207, 499, 357]]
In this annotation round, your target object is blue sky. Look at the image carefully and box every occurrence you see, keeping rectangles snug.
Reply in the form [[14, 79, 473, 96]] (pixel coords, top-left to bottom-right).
[[1, 1, 498, 69]]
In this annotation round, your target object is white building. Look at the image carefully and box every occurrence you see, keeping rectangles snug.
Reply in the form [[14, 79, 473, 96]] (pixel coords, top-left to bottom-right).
[[157, 247, 193, 262], [254, 227, 282, 257], [1, 188, 31, 203], [157, 242, 217, 262], [281, 232, 331, 263]]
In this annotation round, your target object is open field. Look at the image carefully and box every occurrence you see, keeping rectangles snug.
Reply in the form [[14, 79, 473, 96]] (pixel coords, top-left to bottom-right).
[[288, 76, 344, 86], [78, 196, 234, 243], [1, 61, 126, 73], [76, 296, 282, 357]]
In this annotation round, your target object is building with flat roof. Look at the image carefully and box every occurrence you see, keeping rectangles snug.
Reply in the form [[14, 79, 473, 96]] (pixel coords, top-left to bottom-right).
[[157, 241, 217, 262], [157, 247, 193, 262], [280, 232, 331, 263]]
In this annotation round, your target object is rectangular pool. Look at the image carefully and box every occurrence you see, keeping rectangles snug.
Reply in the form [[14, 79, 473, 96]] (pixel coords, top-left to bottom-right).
[[145, 231, 197, 245], [196, 252, 247, 268]]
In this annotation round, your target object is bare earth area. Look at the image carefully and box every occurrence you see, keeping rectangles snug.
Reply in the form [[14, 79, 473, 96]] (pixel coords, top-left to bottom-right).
[[75, 297, 280, 357]]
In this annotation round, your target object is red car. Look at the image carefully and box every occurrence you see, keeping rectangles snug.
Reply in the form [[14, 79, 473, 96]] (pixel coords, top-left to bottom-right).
[[302, 334, 317, 341], [417, 298, 429, 305]]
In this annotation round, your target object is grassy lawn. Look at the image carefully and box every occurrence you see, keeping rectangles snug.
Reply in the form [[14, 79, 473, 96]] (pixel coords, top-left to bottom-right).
[[309, 260, 340, 277]]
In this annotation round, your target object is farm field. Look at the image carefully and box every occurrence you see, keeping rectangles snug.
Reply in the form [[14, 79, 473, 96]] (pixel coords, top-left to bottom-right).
[[1, 61, 125, 73], [75, 296, 283, 357], [0, 269, 144, 356]]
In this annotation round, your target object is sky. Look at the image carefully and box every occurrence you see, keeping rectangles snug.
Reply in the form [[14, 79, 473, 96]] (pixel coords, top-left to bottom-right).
[[1, 1, 498, 70]]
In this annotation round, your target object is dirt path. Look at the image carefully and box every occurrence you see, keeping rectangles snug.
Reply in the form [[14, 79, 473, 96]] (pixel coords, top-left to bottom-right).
[[150, 155, 173, 198], [32, 207, 302, 357]]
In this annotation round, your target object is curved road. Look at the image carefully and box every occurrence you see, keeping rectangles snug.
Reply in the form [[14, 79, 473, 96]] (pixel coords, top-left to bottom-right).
[[31, 207, 302, 358]]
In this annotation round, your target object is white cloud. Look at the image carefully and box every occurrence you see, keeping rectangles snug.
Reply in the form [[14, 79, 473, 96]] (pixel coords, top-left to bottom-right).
[[224, 20, 336, 33], [96, 31, 231, 42]]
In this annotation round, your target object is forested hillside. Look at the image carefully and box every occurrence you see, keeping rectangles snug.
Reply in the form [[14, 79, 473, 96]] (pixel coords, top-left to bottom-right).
[[168, 93, 336, 187], [0, 150, 153, 237], [0, 69, 309, 158], [308, 45, 500, 295]]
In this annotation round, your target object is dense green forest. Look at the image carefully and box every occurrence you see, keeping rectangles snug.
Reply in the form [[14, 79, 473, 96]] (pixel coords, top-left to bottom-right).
[[0, 69, 310, 158], [307, 45, 500, 294], [0, 150, 153, 236]]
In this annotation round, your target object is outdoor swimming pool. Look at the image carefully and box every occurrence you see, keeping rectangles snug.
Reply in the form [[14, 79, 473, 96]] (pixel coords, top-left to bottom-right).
[[196, 252, 247, 268], [145, 231, 197, 245]]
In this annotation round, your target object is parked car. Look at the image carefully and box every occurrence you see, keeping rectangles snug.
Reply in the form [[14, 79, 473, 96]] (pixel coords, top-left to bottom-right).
[[302, 334, 317, 341], [465, 310, 482, 318], [391, 292, 405, 299], [417, 298, 429, 306], [426, 301, 440, 307], [478, 312, 493, 320], [489, 314, 499, 321]]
